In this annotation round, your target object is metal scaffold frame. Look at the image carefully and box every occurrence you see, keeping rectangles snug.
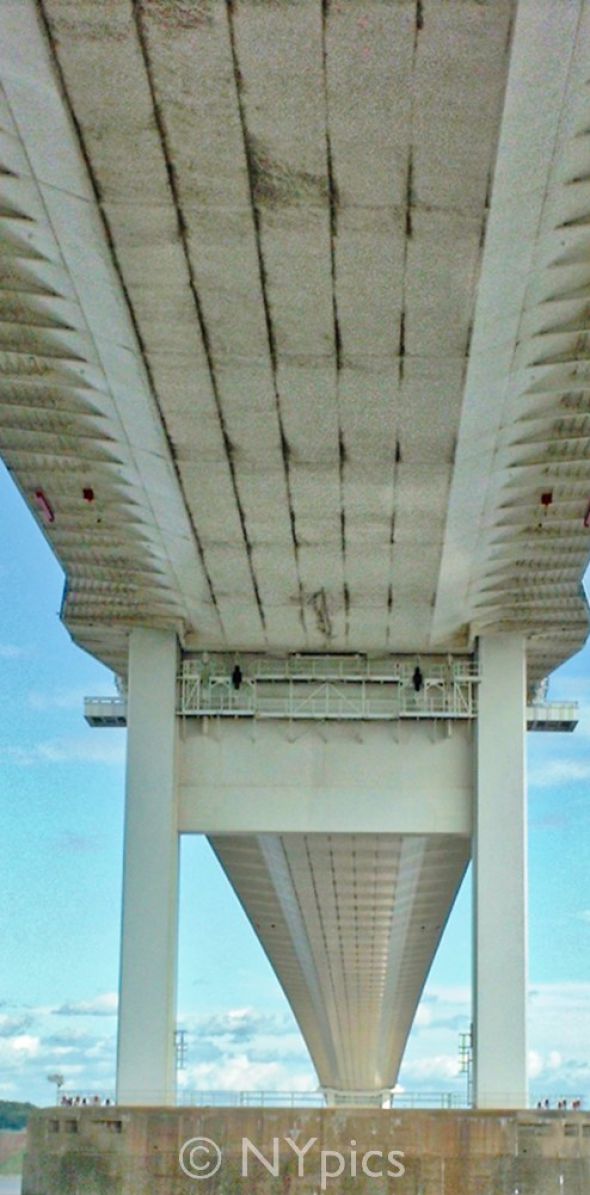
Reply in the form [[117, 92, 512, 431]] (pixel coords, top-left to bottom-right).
[[177, 653, 480, 722], [83, 653, 577, 731]]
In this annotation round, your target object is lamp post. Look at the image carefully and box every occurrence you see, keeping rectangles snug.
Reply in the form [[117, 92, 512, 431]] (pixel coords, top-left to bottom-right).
[[47, 1073, 64, 1105]]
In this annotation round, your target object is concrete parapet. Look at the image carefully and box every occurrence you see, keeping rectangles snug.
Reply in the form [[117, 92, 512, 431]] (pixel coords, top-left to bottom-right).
[[23, 1107, 590, 1194]]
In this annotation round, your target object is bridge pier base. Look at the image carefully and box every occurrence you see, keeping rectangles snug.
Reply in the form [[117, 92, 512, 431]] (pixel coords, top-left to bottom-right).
[[23, 1107, 590, 1194]]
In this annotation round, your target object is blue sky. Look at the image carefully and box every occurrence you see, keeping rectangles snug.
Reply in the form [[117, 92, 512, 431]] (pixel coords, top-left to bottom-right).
[[0, 460, 588, 1107]]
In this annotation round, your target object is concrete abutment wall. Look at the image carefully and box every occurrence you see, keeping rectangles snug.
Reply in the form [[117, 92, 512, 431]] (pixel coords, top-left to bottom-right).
[[23, 1107, 590, 1194]]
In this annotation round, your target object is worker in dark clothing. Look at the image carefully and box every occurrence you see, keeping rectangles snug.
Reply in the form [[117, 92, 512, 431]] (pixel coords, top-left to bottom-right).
[[231, 663, 243, 691], [412, 665, 423, 693]]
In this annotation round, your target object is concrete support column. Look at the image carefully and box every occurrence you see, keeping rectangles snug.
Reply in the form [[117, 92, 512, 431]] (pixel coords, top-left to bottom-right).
[[474, 634, 528, 1109], [116, 629, 179, 1105]]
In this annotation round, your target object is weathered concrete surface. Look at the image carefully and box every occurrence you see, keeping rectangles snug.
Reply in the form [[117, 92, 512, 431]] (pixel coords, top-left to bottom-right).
[[22, 1107, 590, 1194]]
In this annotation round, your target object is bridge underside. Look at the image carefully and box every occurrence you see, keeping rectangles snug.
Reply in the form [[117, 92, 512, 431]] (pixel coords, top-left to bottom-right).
[[1, 1, 589, 681]]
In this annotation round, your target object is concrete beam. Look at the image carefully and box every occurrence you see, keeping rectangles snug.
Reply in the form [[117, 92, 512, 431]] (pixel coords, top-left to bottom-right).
[[178, 721, 473, 836]]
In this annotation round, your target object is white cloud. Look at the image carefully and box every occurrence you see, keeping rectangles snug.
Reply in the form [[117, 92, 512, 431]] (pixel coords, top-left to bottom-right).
[[529, 759, 590, 788], [187, 1008, 295, 1045], [413, 1004, 432, 1029], [28, 688, 89, 712], [53, 994, 118, 1018], [528, 1050, 544, 1081], [11, 1034, 40, 1056], [400, 1054, 462, 1082], [0, 1014, 32, 1037], [47, 1046, 85, 1059], [179, 1054, 317, 1094], [529, 981, 590, 1010], [0, 736, 125, 767], [0, 643, 29, 659], [0, 1034, 41, 1068], [424, 985, 470, 1007], [28, 685, 119, 712], [4, 983, 590, 1106], [398, 982, 590, 1098]]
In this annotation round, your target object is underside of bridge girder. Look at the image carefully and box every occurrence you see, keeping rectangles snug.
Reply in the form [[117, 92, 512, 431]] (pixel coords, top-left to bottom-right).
[[0, 1, 589, 685]]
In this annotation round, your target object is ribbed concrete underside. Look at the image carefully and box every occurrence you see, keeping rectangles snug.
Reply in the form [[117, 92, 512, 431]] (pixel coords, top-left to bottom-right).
[[0, 2, 589, 681]]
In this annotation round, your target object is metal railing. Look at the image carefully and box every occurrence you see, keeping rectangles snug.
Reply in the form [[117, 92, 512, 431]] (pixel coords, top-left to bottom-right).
[[59, 1087, 587, 1110], [178, 1089, 326, 1108], [83, 651, 577, 732], [177, 653, 480, 723], [84, 696, 127, 727], [176, 1089, 467, 1110], [526, 701, 578, 731]]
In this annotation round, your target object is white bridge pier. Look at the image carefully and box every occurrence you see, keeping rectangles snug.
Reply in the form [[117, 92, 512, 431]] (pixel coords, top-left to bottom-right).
[[115, 629, 531, 1109]]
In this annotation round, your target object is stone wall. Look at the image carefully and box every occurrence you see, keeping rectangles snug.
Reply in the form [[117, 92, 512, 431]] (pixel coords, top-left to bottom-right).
[[23, 1107, 590, 1194]]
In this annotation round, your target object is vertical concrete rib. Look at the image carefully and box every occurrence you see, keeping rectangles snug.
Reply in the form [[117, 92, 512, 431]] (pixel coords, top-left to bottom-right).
[[133, 1, 268, 636], [387, 32, 418, 646], [258, 836, 341, 1082], [36, 0, 226, 643], [321, 0, 350, 639], [225, 0, 308, 638], [322, 837, 356, 1087]]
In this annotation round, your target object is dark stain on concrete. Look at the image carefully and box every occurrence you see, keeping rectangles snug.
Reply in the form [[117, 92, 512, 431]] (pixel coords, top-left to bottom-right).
[[309, 588, 333, 639], [343, 580, 350, 619], [131, 1, 268, 635], [140, 0, 214, 30], [405, 150, 414, 238], [249, 138, 329, 209], [44, 11, 130, 44], [225, 0, 306, 635], [464, 317, 474, 357], [239, 0, 304, 6]]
